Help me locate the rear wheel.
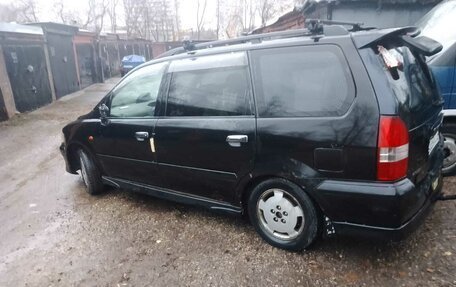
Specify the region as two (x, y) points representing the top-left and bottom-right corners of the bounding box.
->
(248, 178), (319, 251)
(442, 122), (456, 176)
(78, 149), (104, 195)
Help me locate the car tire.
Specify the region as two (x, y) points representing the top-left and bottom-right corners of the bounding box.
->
(248, 178), (319, 251)
(442, 122), (456, 176)
(78, 149), (104, 195)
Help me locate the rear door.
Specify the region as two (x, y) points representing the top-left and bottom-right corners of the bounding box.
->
(360, 42), (444, 184)
(249, 43), (379, 182)
(154, 52), (256, 203)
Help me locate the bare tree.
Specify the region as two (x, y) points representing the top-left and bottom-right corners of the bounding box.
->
(53, 0), (109, 33)
(0, 4), (21, 22)
(0, 0), (39, 23)
(173, 0), (180, 40)
(216, 0), (221, 39)
(243, 0), (257, 32)
(107, 0), (120, 33)
(20, 0), (39, 22)
(54, 0), (79, 25)
(257, 0), (276, 27)
(220, 0), (255, 38)
(217, 0), (295, 37)
(122, 0), (177, 41)
(123, 0), (142, 36)
(196, 0), (207, 40)
(80, 0), (109, 34)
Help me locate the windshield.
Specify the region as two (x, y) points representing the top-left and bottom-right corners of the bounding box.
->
(416, 1), (456, 55)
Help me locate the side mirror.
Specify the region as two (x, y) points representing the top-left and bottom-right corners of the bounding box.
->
(99, 103), (110, 126)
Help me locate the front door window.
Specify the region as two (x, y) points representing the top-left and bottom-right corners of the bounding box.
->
(110, 62), (167, 118)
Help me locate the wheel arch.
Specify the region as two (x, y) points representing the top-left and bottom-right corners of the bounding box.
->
(441, 114), (456, 175)
(237, 170), (325, 218)
(66, 141), (103, 174)
(442, 110), (456, 125)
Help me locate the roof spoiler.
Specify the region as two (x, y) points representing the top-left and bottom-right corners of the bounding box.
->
(355, 26), (442, 56)
(400, 35), (442, 56)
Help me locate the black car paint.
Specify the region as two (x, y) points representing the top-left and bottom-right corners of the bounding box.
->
(61, 29), (444, 240)
(362, 49), (443, 182)
(154, 116), (256, 203)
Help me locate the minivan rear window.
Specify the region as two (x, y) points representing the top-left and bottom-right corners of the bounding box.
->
(379, 46), (438, 111)
(250, 45), (355, 117)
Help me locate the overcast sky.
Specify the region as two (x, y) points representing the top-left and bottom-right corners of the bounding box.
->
(0, 0), (220, 30)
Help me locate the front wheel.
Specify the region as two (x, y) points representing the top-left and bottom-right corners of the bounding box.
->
(248, 178), (319, 251)
(442, 122), (456, 176)
(78, 149), (104, 195)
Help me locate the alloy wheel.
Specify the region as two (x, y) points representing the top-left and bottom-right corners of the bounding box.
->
(443, 135), (456, 173)
(256, 188), (305, 241)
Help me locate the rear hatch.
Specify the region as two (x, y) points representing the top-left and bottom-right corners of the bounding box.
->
(354, 28), (444, 184)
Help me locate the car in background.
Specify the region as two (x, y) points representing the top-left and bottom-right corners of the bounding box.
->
(416, 0), (456, 175)
(120, 55), (146, 77)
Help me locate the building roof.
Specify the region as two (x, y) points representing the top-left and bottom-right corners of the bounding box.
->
(28, 22), (79, 35)
(0, 22), (43, 35)
(251, 0), (442, 34)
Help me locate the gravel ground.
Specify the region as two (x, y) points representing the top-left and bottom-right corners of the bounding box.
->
(0, 78), (455, 287)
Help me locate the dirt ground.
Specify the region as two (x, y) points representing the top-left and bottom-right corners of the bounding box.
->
(0, 78), (455, 287)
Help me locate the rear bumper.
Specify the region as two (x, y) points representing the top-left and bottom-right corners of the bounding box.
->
(331, 175), (442, 241)
(317, 172), (443, 241)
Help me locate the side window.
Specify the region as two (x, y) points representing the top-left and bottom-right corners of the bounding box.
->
(251, 45), (355, 117)
(166, 52), (252, 117)
(110, 62), (167, 118)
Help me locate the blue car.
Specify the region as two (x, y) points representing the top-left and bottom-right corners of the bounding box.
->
(120, 55), (146, 77)
(417, 0), (456, 175)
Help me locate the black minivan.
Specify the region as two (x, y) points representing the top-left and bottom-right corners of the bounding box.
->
(60, 23), (445, 251)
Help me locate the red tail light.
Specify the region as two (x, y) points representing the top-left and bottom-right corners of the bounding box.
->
(377, 116), (409, 181)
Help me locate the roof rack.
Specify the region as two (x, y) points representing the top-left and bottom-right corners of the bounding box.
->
(305, 19), (375, 32)
(158, 19), (373, 58)
(159, 28), (314, 58)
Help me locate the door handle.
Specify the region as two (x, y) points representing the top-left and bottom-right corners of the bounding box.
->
(135, 131), (149, 141)
(226, 135), (248, 147)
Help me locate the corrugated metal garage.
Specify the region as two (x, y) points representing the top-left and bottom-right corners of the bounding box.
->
(31, 23), (80, 99)
(0, 23), (53, 113)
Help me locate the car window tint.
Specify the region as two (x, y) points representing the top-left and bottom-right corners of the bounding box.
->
(384, 46), (437, 112)
(166, 57), (252, 117)
(110, 62), (167, 118)
(251, 45), (355, 117)
(168, 52), (248, 73)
